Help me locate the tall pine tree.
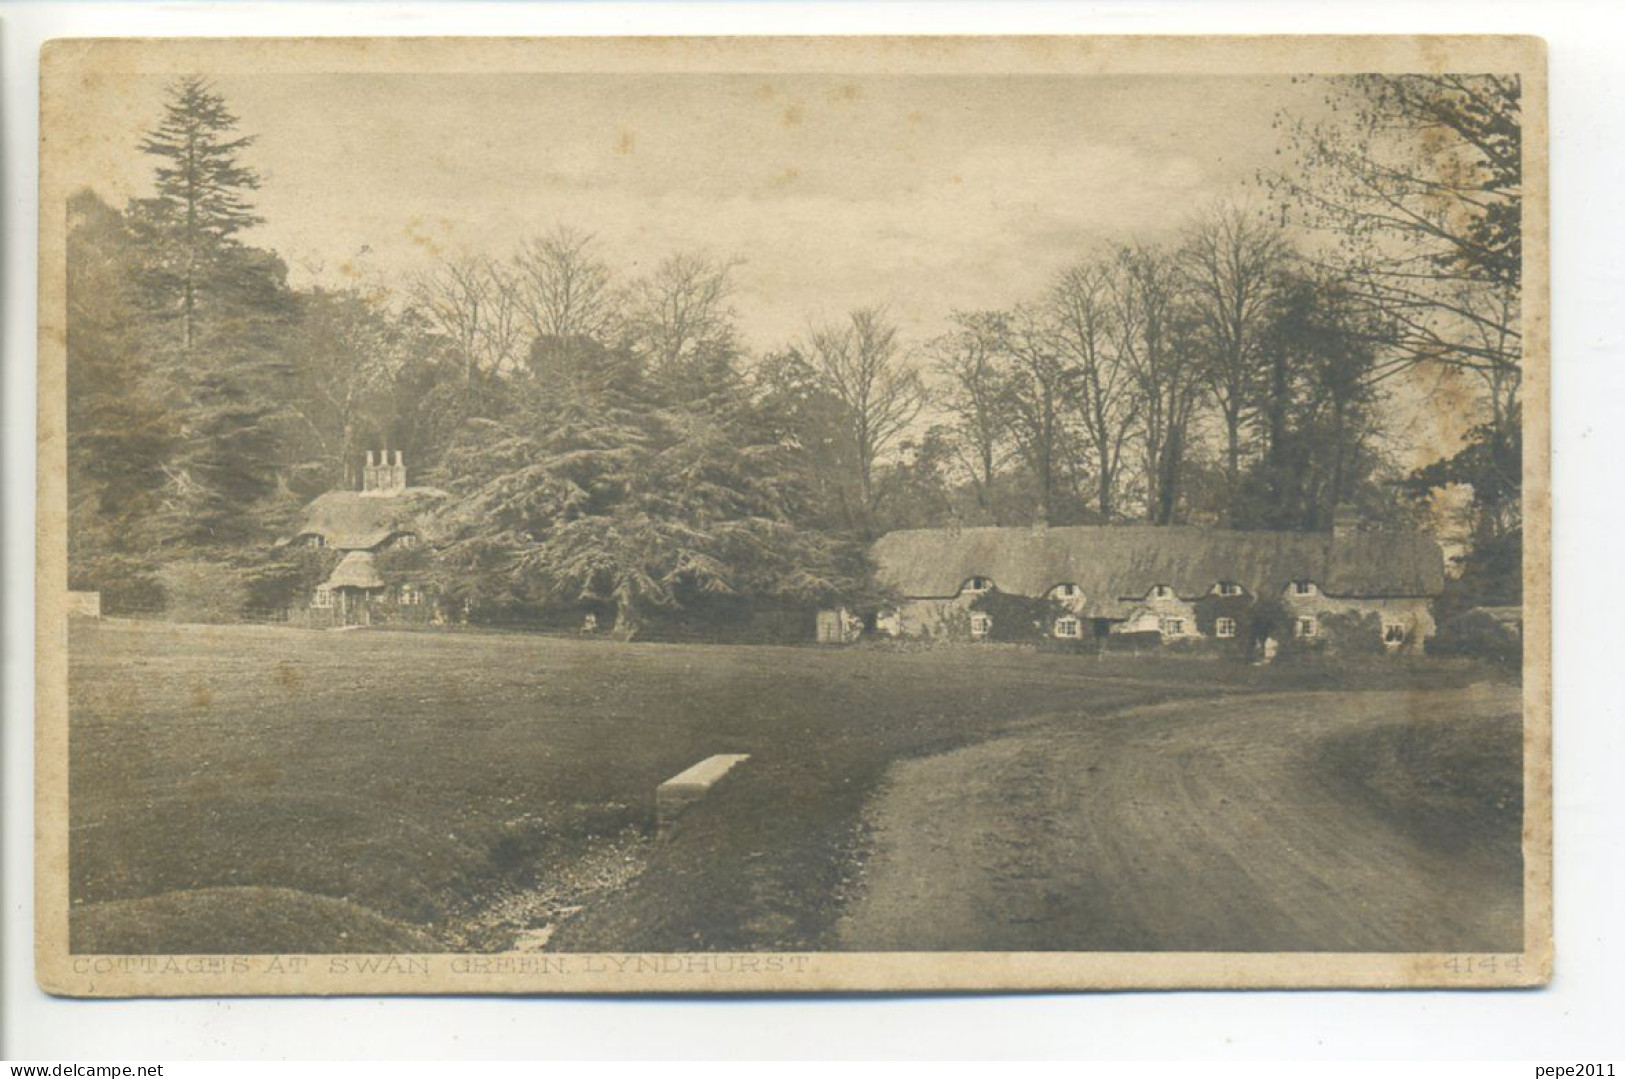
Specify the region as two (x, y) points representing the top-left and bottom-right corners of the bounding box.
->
(134, 75), (264, 351)
(128, 76), (296, 553)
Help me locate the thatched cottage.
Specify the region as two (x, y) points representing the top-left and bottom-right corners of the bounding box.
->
(286, 451), (442, 626)
(861, 515), (1444, 651)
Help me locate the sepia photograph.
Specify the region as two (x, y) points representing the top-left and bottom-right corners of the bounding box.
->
(34, 35), (1549, 995)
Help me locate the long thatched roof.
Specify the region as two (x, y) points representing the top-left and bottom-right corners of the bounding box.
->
(292, 488), (444, 551)
(871, 525), (1443, 617)
(326, 550), (386, 591)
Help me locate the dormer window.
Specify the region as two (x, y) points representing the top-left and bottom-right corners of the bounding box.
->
(1292, 580), (1314, 596)
(1150, 584), (1173, 600)
(1052, 583), (1079, 598)
(304, 534), (326, 549)
(1215, 582), (1243, 597)
(394, 533), (418, 550)
(962, 576), (993, 595)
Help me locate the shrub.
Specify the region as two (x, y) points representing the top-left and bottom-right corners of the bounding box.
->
(1193, 592), (1255, 658)
(155, 560), (252, 624)
(1318, 609), (1388, 657)
(1241, 596), (1294, 654)
(969, 588), (1064, 644)
(240, 546), (339, 612)
(936, 604), (973, 641)
(72, 553), (166, 615)
(1427, 609), (1521, 669)
(640, 597), (816, 644)
(1192, 593), (1252, 637)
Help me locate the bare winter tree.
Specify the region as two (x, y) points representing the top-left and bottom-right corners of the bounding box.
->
(998, 303), (1079, 525)
(1178, 201), (1288, 520)
(806, 306), (926, 528)
(287, 289), (407, 489)
(1049, 259), (1138, 522)
(408, 254), (527, 384)
(622, 252), (741, 388)
(511, 225), (616, 345)
(1112, 244), (1203, 525)
(929, 310), (1012, 512)
(1271, 74), (1522, 413)
(1272, 74), (1524, 590)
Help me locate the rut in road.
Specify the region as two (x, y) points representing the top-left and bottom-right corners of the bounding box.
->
(836, 685), (1523, 953)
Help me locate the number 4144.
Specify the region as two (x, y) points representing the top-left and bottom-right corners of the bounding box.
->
(1443, 955), (1521, 974)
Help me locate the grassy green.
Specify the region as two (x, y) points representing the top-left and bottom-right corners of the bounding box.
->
(1313, 703), (1524, 860)
(69, 619), (1498, 953)
(72, 887), (440, 954)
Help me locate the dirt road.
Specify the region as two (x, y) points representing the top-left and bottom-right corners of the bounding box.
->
(836, 685), (1523, 953)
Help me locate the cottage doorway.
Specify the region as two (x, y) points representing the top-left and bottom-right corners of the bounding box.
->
(337, 589), (372, 627)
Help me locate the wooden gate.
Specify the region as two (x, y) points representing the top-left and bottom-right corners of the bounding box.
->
(816, 608), (851, 644)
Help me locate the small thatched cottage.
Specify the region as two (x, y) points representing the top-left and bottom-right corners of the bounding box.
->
(286, 451), (443, 626)
(860, 515), (1444, 652)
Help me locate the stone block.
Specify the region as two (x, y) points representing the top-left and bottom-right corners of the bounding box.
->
(656, 753), (751, 832)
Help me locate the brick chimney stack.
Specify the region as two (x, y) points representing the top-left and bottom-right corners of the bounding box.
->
(362, 450), (406, 496)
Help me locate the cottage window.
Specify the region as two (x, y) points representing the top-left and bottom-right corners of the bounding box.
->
(1151, 584), (1173, 599)
(399, 584), (422, 606)
(1215, 617), (1238, 638)
(304, 534), (326, 549)
(969, 613), (993, 638)
(1296, 616), (1318, 638)
(1292, 580), (1314, 596)
(1053, 583), (1079, 598)
(311, 585), (334, 609)
(1216, 582), (1242, 597)
(1054, 616), (1081, 639)
(1384, 622), (1406, 644)
(963, 576), (993, 595)
(1159, 617), (1185, 636)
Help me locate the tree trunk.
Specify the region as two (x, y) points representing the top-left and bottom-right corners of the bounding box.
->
(1224, 414), (1242, 527)
(613, 591), (641, 642)
(1156, 427), (1184, 526)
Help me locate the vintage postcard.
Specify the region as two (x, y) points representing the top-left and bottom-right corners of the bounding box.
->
(36, 35), (1550, 995)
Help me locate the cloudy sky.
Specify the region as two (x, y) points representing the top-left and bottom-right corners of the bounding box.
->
(70, 71), (1329, 350)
